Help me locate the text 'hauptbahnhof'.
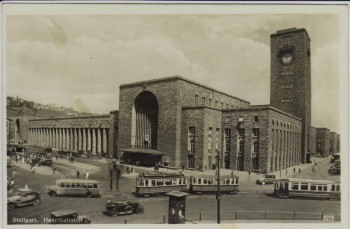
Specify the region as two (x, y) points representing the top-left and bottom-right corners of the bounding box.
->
(7, 28), (340, 173)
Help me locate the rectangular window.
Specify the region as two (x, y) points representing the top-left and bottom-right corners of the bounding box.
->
(253, 116), (259, 122)
(252, 129), (260, 154)
(300, 183), (308, 190)
(195, 95), (198, 105)
(188, 127), (196, 154)
(291, 183), (299, 190)
(209, 99), (212, 107)
(224, 128), (231, 153)
(310, 185), (317, 191)
(202, 97), (205, 105)
(238, 129), (245, 154)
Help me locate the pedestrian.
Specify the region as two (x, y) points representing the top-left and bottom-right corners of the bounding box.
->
(12, 169), (17, 178)
(32, 166), (35, 174)
(85, 171), (89, 179)
(22, 157), (25, 164)
(53, 166), (56, 174)
(293, 167), (295, 174)
(154, 163), (157, 172)
(298, 168), (301, 173)
(9, 179), (15, 192)
(77, 170), (80, 179)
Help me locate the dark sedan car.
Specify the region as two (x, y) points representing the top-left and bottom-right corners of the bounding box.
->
(7, 191), (41, 210)
(105, 199), (144, 217)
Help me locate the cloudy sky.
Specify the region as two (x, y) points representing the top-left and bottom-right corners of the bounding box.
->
(5, 11), (342, 132)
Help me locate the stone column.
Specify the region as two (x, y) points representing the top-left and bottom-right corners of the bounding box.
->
(92, 129), (96, 154)
(65, 128), (69, 149)
(87, 129), (91, 152)
(73, 128), (77, 151)
(77, 129), (82, 151)
(102, 128), (107, 154)
(97, 129), (102, 154)
(82, 128), (87, 152)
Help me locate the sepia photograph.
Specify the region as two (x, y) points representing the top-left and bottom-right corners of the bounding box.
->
(1, 2), (349, 229)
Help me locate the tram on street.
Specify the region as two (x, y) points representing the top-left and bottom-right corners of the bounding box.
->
(135, 172), (188, 196)
(189, 175), (239, 194)
(273, 178), (340, 200)
(47, 179), (100, 198)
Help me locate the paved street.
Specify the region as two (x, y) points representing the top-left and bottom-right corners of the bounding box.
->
(7, 147), (341, 224)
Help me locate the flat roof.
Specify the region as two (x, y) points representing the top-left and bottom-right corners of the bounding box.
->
(271, 27), (310, 41)
(120, 75), (250, 104)
(56, 179), (99, 184)
(223, 104), (302, 121)
(29, 114), (110, 122)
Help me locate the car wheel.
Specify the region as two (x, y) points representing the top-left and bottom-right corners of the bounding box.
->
(8, 203), (16, 210)
(125, 205), (133, 214)
(111, 209), (119, 217)
(86, 192), (92, 198)
(32, 198), (41, 206)
(49, 191), (57, 197)
(136, 206), (144, 214)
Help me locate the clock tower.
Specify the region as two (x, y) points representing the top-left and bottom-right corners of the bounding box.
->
(270, 28), (311, 164)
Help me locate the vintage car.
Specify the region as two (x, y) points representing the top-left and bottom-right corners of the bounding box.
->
(39, 158), (53, 166)
(50, 210), (91, 224)
(105, 199), (144, 217)
(328, 167), (341, 176)
(7, 191), (41, 210)
(256, 174), (276, 185)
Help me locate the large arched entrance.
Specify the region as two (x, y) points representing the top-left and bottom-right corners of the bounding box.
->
(121, 91), (161, 166)
(131, 91), (159, 149)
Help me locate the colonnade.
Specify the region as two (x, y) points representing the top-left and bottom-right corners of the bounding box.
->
(28, 128), (109, 154)
(270, 128), (301, 172)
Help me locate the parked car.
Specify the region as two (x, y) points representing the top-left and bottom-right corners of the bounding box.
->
(7, 191), (41, 210)
(39, 158), (53, 166)
(328, 167), (341, 176)
(256, 174), (276, 185)
(105, 199), (144, 217)
(50, 210), (91, 224)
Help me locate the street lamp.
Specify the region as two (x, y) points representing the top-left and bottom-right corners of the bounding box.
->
(215, 151), (221, 224)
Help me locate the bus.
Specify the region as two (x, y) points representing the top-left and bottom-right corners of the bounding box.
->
(274, 178), (340, 200)
(135, 172), (187, 197)
(47, 179), (100, 198)
(189, 175), (239, 194)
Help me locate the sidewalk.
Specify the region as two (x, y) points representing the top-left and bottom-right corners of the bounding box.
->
(53, 158), (101, 174)
(129, 156), (330, 183)
(12, 162), (61, 176)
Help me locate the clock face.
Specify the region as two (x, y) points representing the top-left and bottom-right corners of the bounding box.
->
(281, 53), (293, 64)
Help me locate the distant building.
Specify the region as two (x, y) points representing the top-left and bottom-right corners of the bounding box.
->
(316, 128), (330, 157)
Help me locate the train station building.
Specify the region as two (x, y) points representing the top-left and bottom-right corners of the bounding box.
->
(7, 28), (340, 172)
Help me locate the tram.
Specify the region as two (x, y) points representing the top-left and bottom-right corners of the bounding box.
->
(274, 178), (340, 200)
(135, 172), (188, 196)
(135, 172), (240, 196)
(189, 175), (239, 194)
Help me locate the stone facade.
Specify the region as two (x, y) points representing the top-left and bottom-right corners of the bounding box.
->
(337, 134), (340, 153)
(117, 76), (249, 168)
(28, 115), (111, 155)
(329, 132), (337, 155)
(309, 126), (317, 155)
(316, 128), (330, 157)
(270, 28), (311, 164)
(222, 105), (302, 173)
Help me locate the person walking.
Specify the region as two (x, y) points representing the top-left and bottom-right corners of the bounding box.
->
(9, 179), (15, 193)
(298, 168), (301, 173)
(12, 169), (18, 178)
(52, 166), (56, 174)
(85, 171), (89, 179)
(77, 171), (80, 179)
(293, 167), (296, 174)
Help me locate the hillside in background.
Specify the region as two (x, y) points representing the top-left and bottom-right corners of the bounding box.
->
(7, 96), (97, 118)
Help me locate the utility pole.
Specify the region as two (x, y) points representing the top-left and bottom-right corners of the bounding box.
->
(216, 151), (221, 224)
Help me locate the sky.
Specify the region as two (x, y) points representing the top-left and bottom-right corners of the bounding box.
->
(5, 12), (341, 132)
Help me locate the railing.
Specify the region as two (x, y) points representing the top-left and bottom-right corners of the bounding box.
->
(121, 211), (341, 224)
